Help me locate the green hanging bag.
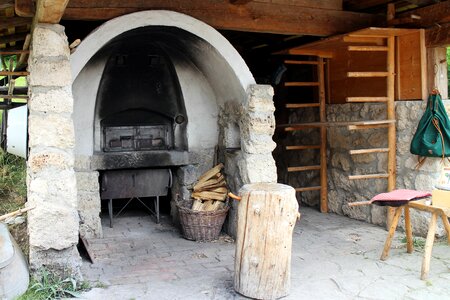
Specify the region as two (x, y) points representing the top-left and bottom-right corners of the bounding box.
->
(410, 93), (450, 158)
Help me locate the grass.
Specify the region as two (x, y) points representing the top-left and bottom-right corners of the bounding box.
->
(400, 235), (426, 250)
(0, 149), (28, 256)
(17, 268), (91, 300)
(0, 149), (27, 204)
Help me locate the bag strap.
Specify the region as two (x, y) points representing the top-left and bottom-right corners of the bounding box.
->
(432, 117), (446, 159)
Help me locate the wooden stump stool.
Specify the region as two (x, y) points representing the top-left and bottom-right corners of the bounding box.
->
(234, 183), (299, 300)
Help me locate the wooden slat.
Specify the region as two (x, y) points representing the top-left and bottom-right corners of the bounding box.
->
(279, 49), (334, 58)
(0, 95), (28, 99)
(0, 50), (30, 55)
(286, 145), (320, 150)
(349, 148), (389, 155)
(348, 45), (388, 51)
(284, 81), (319, 87)
(347, 71), (389, 77)
(348, 124), (389, 130)
(62, 0), (382, 36)
(284, 60), (319, 65)
(295, 186), (321, 192)
(285, 103), (320, 108)
(0, 71), (29, 76)
(346, 97), (388, 103)
(348, 173), (389, 180)
(287, 165), (321, 172)
(0, 16), (32, 30)
(343, 36), (385, 44)
(282, 119), (396, 131)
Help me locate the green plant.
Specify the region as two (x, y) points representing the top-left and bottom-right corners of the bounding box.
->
(400, 236), (426, 250)
(17, 268), (90, 300)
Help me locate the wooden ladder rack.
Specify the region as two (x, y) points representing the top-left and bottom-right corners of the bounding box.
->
(282, 56), (328, 213)
(345, 35), (397, 223)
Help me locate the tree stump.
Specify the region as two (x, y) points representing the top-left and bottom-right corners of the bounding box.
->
(234, 183), (299, 300)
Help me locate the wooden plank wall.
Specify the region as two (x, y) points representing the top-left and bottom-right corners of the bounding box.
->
(396, 30), (427, 101)
(329, 44), (387, 104)
(328, 32), (427, 104)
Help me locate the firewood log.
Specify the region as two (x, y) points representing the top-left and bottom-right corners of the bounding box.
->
(192, 199), (204, 211)
(192, 191), (227, 201)
(193, 175), (224, 191)
(197, 163), (224, 184)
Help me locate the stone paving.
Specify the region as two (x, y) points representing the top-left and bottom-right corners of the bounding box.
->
(80, 207), (450, 300)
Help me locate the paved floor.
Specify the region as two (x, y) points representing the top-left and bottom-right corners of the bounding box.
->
(80, 207), (450, 300)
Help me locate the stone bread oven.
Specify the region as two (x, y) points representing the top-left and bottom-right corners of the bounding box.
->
(27, 11), (278, 275)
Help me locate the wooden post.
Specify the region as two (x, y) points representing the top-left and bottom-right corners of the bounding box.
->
(318, 57), (328, 213)
(234, 183), (299, 299)
(386, 35), (397, 229)
(427, 47), (448, 99)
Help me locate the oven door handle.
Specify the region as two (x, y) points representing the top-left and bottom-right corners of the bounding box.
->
(168, 169), (172, 188)
(102, 175), (107, 192)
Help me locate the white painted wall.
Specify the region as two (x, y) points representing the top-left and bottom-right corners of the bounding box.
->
(71, 10), (255, 159)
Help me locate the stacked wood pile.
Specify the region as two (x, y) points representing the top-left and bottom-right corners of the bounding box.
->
(191, 163), (227, 211)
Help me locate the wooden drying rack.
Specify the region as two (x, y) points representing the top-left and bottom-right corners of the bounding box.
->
(276, 27), (425, 223)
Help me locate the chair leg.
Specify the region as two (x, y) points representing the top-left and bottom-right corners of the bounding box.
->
(421, 212), (438, 280)
(404, 206), (413, 253)
(381, 206), (403, 261)
(440, 212), (450, 245)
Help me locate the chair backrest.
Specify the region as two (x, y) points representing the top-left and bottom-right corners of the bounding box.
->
(432, 189), (450, 208)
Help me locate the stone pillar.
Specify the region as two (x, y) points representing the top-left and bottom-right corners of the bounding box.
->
(77, 171), (102, 239)
(27, 24), (81, 277)
(238, 84), (277, 184)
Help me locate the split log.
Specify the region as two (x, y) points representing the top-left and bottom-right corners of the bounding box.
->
(202, 200), (225, 212)
(191, 191), (227, 201)
(193, 175), (225, 191)
(234, 183), (299, 299)
(196, 163), (224, 184)
(192, 200), (204, 211)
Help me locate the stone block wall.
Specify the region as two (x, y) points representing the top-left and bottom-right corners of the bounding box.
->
(279, 100), (448, 237)
(76, 171), (102, 239)
(27, 24), (81, 277)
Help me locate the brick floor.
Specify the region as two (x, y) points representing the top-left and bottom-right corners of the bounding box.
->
(80, 207), (450, 300)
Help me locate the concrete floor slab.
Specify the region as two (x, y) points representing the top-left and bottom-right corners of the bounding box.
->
(79, 207), (450, 300)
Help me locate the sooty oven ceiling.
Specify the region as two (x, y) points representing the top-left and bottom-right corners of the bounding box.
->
(95, 27), (189, 154)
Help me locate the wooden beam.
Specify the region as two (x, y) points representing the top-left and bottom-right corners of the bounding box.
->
(35, 0), (69, 23)
(426, 22), (450, 47)
(344, 0), (392, 11)
(230, 0), (252, 4)
(15, 0), (35, 17)
(0, 16), (32, 30)
(395, 1), (450, 28)
(60, 0), (382, 36)
(0, 0), (13, 10)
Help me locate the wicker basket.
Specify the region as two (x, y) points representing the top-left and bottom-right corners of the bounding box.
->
(177, 201), (229, 242)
